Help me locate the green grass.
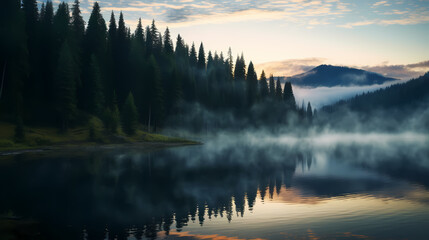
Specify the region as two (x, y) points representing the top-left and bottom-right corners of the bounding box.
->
(0, 120), (197, 152)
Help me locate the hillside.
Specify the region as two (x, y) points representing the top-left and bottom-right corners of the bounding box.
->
(287, 65), (396, 87)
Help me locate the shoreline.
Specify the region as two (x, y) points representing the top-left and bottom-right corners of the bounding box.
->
(0, 140), (201, 157)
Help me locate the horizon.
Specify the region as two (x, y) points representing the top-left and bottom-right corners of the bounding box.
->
(37, 0), (429, 79)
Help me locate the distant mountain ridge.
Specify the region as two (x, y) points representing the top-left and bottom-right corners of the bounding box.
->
(286, 65), (396, 87)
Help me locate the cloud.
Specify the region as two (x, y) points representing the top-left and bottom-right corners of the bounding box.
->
(339, 5), (429, 28)
(361, 60), (429, 80)
(254, 58), (326, 77)
(372, 1), (390, 8)
(255, 58), (429, 81)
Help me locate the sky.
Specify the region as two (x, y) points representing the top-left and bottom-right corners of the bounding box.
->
(41, 0), (429, 79)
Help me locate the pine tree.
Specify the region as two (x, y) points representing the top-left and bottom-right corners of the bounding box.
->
(71, 0), (85, 45)
(246, 61), (258, 106)
(307, 102), (313, 122)
(269, 74), (275, 98)
(121, 92), (138, 135)
(0, 0), (28, 118)
(87, 55), (104, 115)
(53, 2), (70, 47)
(275, 78), (282, 101)
(135, 18), (144, 42)
(54, 41), (77, 130)
(197, 43), (206, 70)
(146, 56), (164, 131)
(283, 82), (296, 109)
(84, 2), (106, 58)
(39, 1), (54, 105)
(189, 43), (197, 68)
(108, 11), (117, 45)
(259, 70), (269, 99)
(103, 92), (120, 133)
(163, 27), (174, 56)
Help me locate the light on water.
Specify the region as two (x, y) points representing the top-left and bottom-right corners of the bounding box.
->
(1, 131), (429, 239)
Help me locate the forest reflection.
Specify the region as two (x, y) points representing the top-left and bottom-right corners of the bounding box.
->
(1, 142), (428, 240)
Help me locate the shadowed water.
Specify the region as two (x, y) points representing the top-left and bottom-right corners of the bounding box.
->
(1, 132), (429, 240)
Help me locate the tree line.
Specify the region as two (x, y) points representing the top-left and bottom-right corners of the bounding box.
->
(0, 0), (309, 134)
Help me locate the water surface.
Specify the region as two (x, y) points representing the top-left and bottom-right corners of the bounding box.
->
(1, 132), (428, 240)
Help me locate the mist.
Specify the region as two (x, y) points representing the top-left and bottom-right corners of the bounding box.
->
(292, 79), (406, 109)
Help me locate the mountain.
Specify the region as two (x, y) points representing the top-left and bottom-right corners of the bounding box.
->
(286, 65), (396, 87)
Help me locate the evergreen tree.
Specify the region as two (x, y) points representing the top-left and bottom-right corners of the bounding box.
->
(259, 70), (269, 99)
(275, 78), (282, 101)
(0, 0), (28, 118)
(197, 43), (206, 70)
(269, 74), (275, 98)
(84, 2), (106, 58)
(283, 82), (296, 109)
(189, 43), (197, 68)
(70, 0), (85, 92)
(234, 54), (246, 108)
(108, 11), (117, 45)
(39, 1), (54, 106)
(71, 0), (85, 45)
(53, 2), (70, 47)
(307, 102), (313, 122)
(103, 92), (120, 133)
(134, 18), (144, 45)
(145, 55), (164, 131)
(87, 55), (104, 115)
(163, 27), (174, 56)
(121, 92), (138, 135)
(246, 61), (258, 106)
(114, 11), (130, 104)
(54, 41), (77, 130)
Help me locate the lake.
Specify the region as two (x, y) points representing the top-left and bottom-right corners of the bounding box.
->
(1, 132), (429, 240)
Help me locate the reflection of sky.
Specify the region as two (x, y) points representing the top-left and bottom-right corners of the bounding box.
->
(172, 186), (429, 240)
(38, 0), (429, 78)
(172, 150), (429, 239)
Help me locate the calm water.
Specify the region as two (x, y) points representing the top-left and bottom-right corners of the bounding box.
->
(1, 133), (429, 240)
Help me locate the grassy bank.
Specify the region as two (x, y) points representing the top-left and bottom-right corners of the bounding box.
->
(0, 120), (198, 153)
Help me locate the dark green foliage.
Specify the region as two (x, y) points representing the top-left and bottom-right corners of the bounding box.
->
(145, 56), (164, 130)
(84, 2), (106, 58)
(163, 27), (173, 56)
(234, 54), (246, 108)
(259, 71), (269, 100)
(87, 55), (104, 115)
(14, 116), (25, 142)
(0, 2), (307, 133)
(246, 62), (258, 106)
(189, 43), (198, 68)
(135, 18), (145, 45)
(283, 82), (296, 109)
(121, 92), (139, 135)
(71, 0), (85, 44)
(275, 78), (282, 101)
(88, 121), (96, 141)
(103, 96), (120, 134)
(269, 74), (275, 98)
(197, 43), (206, 70)
(54, 41), (77, 130)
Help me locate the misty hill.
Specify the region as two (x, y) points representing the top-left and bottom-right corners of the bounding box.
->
(324, 72), (429, 112)
(286, 65), (396, 87)
(320, 72), (429, 130)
